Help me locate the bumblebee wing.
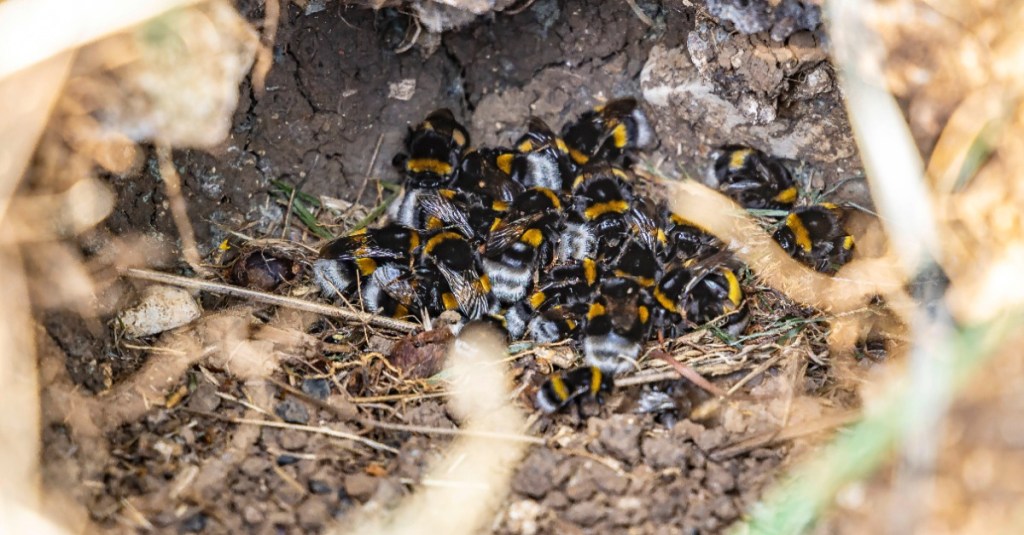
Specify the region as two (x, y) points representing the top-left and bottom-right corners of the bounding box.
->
(372, 267), (420, 306)
(319, 235), (369, 261)
(437, 263), (490, 319)
(484, 212), (545, 255)
(419, 194), (474, 237)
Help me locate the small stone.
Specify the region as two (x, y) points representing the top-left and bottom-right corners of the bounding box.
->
(275, 398), (310, 424)
(308, 479), (332, 495)
(545, 491), (569, 509)
(596, 415), (643, 464)
(504, 499), (543, 535)
(242, 505), (264, 525)
(590, 464), (628, 494)
(296, 498), (330, 531)
(344, 474), (379, 501)
(301, 378), (332, 400)
(512, 449), (559, 499)
(276, 429), (309, 451)
(179, 512), (206, 533)
(563, 500), (605, 527)
(272, 478), (305, 506)
(240, 456), (270, 477)
(642, 435), (689, 470)
(705, 462), (736, 493)
(186, 383), (220, 413)
(564, 470), (597, 502)
(276, 454), (299, 466)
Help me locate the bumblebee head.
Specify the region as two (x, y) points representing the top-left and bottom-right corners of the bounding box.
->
(773, 226), (798, 255)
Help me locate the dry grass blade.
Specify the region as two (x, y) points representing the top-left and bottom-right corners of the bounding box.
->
(123, 267), (420, 332)
(156, 145), (207, 275)
(711, 410), (861, 462)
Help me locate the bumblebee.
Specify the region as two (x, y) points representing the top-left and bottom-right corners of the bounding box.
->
(651, 262), (747, 338)
(527, 304), (582, 343)
(361, 263), (421, 319)
(610, 237), (662, 288)
(559, 164), (634, 261)
(510, 117), (576, 192)
(482, 188), (564, 305)
(561, 98), (655, 166)
(582, 277), (650, 375)
(535, 365), (615, 414)
(528, 258), (600, 311)
(712, 145), (797, 210)
(313, 224), (420, 298)
(228, 248), (300, 291)
(773, 203), (855, 273)
(393, 108), (470, 189)
(417, 231), (490, 319)
(662, 211), (721, 260)
(448, 147), (524, 203)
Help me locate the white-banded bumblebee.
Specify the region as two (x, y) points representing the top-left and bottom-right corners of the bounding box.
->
(582, 277), (650, 375)
(773, 203), (854, 273)
(449, 147), (524, 202)
(510, 117), (576, 192)
(535, 365), (614, 414)
(561, 98), (654, 165)
(713, 145), (797, 210)
(663, 211), (721, 260)
(482, 187), (563, 305)
(361, 263), (421, 319)
(651, 261), (747, 338)
(560, 163), (634, 261)
(417, 231), (490, 319)
(527, 304), (582, 343)
(529, 257), (600, 311)
(393, 108), (470, 189)
(313, 224), (421, 298)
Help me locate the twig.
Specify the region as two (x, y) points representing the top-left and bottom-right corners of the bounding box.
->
(350, 392), (448, 404)
(122, 267), (420, 333)
(710, 410), (861, 461)
(202, 413), (400, 454)
(155, 145), (208, 276)
(649, 349), (727, 397)
(360, 418), (546, 445)
(624, 0), (654, 27)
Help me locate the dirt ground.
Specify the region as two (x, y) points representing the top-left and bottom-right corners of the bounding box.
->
(36, 1), (875, 533)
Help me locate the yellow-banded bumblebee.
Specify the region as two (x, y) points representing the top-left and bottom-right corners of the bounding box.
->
(482, 187), (564, 305)
(582, 277), (650, 375)
(527, 304), (582, 343)
(663, 211), (721, 260)
(361, 263), (421, 319)
(417, 231), (490, 319)
(713, 145), (798, 210)
(529, 257), (600, 311)
(535, 365), (614, 414)
(773, 203), (854, 273)
(393, 108), (470, 188)
(560, 163), (634, 261)
(651, 262), (747, 337)
(449, 147), (524, 202)
(561, 98), (655, 165)
(610, 237), (662, 288)
(313, 224), (421, 298)
(510, 117), (576, 192)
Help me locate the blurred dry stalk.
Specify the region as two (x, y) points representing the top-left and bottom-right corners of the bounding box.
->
(342, 327), (529, 535)
(730, 0), (1024, 533)
(0, 0), (256, 532)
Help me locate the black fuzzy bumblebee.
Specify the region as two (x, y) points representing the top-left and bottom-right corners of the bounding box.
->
(313, 224), (421, 298)
(482, 187), (564, 305)
(651, 262), (747, 338)
(535, 365), (614, 414)
(511, 117), (576, 192)
(773, 203), (855, 273)
(394, 108), (470, 189)
(582, 277), (650, 375)
(417, 231), (490, 319)
(528, 257), (600, 311)
(527, 304), (582, 343)
(663, 211), (721, 260)
(562, 98), (654, 166)
(361, 263), (421, 319)
(713, 145), (797, 210)
(449, 147), (524, 203)
(560, 164), (634, 261)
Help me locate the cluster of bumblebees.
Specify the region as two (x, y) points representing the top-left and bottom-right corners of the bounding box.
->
(309, 98), (854, 416)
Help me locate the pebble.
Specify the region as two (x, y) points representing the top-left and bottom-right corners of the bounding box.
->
(308, 479), (332, 494)
(596, 415), (642, 464)
(511, 449), (559, 498)
(242, 505), (264, 525)
(301, 378), (332, 400)
(275, 398), (310, 424)
(296, 498), (331, 531)
(642, 435), (689, 470)
(564, 470), (597, 502)
(344, 474), (379, 501)
(563, 500), (605, 527)
(186, 383), (221, 413)
(240, 456), (270, 477)
(179, 512), (206, 533)
(276, 429), (309, 451)
(276, 454), (299, 466)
